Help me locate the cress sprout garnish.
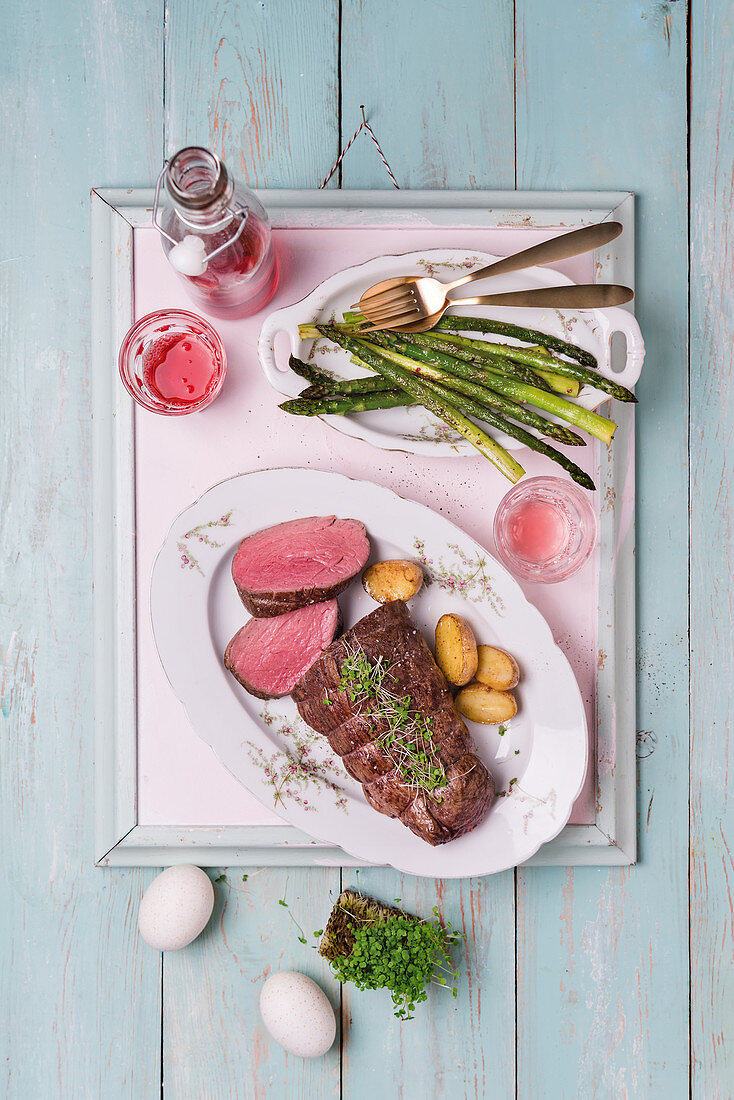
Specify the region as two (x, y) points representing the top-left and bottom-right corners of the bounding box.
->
(319, 889), (463, 1020)
(337, 645), (446, 793)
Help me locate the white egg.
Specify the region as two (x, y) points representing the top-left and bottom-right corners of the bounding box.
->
(138, 865), (214, 951)
(259, 971), (336, 1058)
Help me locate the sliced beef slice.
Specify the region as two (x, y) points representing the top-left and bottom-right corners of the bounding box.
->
(342, 739), (393, 784)
(231, 515), (370, 617)
(224, 600), (340, 700)
(428, 754), (496, 834)
(324, 713), (378, 757)
(363, 770), (415, 817)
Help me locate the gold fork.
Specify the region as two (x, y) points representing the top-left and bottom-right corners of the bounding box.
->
(356, 221), (628, 332)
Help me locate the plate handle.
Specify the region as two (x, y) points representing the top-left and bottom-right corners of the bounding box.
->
(258, 310), (297, 379)
(598, 307), (646, 389)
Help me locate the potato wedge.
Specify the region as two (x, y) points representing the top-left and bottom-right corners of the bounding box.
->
(455, 683), (518, 725)
(362, 560), (424, 604)
(435, 613), (478, 686)
(475, 645), (520, 691)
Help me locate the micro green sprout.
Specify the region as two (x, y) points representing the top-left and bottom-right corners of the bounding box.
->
(328, 904), (463, 1020)
(337, 644), (447, 793)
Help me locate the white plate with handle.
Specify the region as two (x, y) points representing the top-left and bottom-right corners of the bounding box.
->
(151, 467), (589, 877)
(258, 248), (645, 454)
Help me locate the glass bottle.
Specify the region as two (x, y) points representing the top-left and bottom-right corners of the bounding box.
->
(156, 146), (278, 319)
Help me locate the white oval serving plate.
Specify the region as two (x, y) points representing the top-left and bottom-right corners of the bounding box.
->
(150, 468), (588, 877)
(258, 248), (645, 454)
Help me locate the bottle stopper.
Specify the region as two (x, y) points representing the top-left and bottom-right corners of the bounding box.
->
(168, 235), (208, 276)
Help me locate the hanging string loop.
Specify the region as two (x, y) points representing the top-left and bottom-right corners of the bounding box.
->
(319, 106), (400, 190)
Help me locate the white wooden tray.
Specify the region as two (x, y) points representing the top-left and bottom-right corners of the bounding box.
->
(92, 188), (636, 869)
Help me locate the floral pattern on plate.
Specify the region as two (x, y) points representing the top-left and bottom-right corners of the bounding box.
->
(414, 538), (506, 615)
(248, 708), (348, 813)
(178, 511), (234, 575)
(415, 255), (483, 277)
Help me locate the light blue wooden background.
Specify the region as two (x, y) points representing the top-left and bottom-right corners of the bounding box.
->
(1, 0), (731, 1096)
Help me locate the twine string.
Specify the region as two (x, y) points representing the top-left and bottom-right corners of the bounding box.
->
(319, 106), (400, 190)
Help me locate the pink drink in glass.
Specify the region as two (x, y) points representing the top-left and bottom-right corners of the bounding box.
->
(118, 309), (226, 416)
(493, 476), (598, 583)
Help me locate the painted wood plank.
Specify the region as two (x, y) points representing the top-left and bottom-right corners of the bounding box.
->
(514, 2), (690, 1096)
(0, 2), (164, 1098)
(340, 869), (515, 1100)
(339, 3), (517, 1097)
(689, 1), (734, 1094)
(165, 0), (340, 188)
(163, 868), (341, 1099)
(161, 5), (342, 1097)
(340, 0), (515, 190)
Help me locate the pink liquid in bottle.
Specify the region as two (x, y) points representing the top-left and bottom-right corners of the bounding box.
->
(181, 213), (279, 319)
(160, 147), (279, 319)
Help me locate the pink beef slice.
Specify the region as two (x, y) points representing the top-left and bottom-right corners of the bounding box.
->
(231, 516), (370, 617)
(224, 600), (341, 700)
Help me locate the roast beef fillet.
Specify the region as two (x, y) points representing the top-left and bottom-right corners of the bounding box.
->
(291, 601), (495, 845)
(231, 516), (370, 617)
(224, 600), (341, 700)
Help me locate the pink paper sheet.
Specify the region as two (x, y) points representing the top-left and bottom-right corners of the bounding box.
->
(133, 224), (599, 828)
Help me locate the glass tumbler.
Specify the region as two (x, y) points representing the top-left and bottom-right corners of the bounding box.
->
(493, 475), (598, 583)
(118, 309), (227, 415)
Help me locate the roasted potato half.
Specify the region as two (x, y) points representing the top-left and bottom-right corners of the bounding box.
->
(475, 645), (520, 691)
(435, 613), (478, 686)
(455, 683), (518, 725)
(362, 559), (424, 604)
